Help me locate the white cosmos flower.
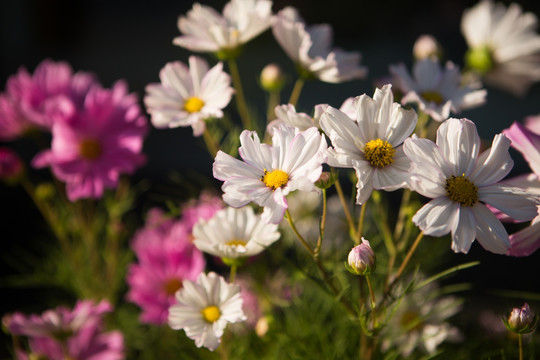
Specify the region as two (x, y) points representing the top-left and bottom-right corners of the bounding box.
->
(266, 98), (356, 136)
(192, 206), (280, 259)
(403, 118), (540, 254)
(320, 84), (418, 205)
(390, 59), (487, 122)
(173, 0), (272, 54)
(213, 125), (327, 224)
(461, 0), (540, 96)
(144, 56), (234, 136)
(168, 272), (246, 351)
(271, 7), (367, 83)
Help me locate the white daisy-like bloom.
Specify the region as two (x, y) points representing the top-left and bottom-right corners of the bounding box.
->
(461, 0), (540, 96)
(168, 272), (246, 351)
(144, 56), (234, 136)
(390, 59), (487, 122)
(380, 276), (463, 357)
(213, 125), (327, 224)
(320, 84), (418, 205)
(173, 0), (272, 55)
(266, 98), (357, 136)
(192, 206), (280, 259)
(403, 118), (540, 254)
(271, 7), (367, 83)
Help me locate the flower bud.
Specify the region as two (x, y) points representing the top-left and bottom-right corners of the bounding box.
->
(260, 63), (285, 92)
(413, 34), (442, 61)
(346, 238), (375, 276)
(0, 147), (24, 184)
(315, 170), (338, 189)
(503, 302), (538, 334)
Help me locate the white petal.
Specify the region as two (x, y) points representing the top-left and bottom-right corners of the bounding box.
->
(470, 134), (513, 186)
(450, 206), (476, 254)
(436, 118), (480, 176)
(412, 197), (458, 237)
(479, 183), (540, 221)
(472, 204), (510, 254)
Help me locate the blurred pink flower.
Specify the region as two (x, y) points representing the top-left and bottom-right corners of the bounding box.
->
(126, 208), (206, 325)
(0, 94), (32, 141)
(32, 81), (148, 201)
(3, 59), (97, 131)
(180, 192), (224, 232)
(3, 300), (124, 360)
(0, 147), (24, 181)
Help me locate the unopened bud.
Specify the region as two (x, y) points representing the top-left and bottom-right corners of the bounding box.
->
(503, 302), (538, 334)
(260, 63), (285, 92)
(315, 170), (338, 189)
(346, 238), (375, 276)
(413, 34), (442, 61)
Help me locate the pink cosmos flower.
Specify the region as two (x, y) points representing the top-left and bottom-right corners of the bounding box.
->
(4, 59), (97, 130)
(0, 94), (32, 141)
(501, 121), (540, 256)
(32, 81), (148, 201)
(3, 300), (124, 360)
(126, 208), (206, 325)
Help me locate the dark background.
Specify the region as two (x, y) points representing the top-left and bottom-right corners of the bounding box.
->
(1, 0), (540, 354)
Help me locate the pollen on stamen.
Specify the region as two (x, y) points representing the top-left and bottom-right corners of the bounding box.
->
(184, 96), (205, 113)
(261, 169), (289, 190)
(79, 139), (102, 160)
(201, 305), (221, 323)
(363, 139), (395, 168)
(445, 173), (479, 207)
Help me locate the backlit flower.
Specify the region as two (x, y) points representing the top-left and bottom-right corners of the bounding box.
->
(173, 0), (272, 57)
(213, 125), (327, 224)
(461, 0), (540, 96)
(4, 59), (96, 130)
(32, 81), (148, 201)
(320, 84), (417, 204)
(126, 208), (206, 325)
(272, 7), (367, 83)
(390, 59), (486, 122)
(144, 56), (234, 137)
(168, 272), (246, 351)
(180, 192), (224, 232)
(3, 300), (124, 360)
(193, 206), (280, 259)
(403, 118), (540, 254)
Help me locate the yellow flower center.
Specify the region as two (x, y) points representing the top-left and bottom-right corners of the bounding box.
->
(421, 91), (444, 105)
(262, 169), (289, 190)
(445, 174), (478, 207)
(163, 278), (183, 296)
(79, 138), (102, 160)
(184, 96), (205, 113)
(225, 239), (247, 247)
(363, 139), (395, 168)
(201, 305), (221, 323)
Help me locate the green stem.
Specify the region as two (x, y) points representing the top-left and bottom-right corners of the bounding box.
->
(228, 58), (252, 130)
(394, 231), (424, 281)
(203, 127), (220, 158)
(356, 203), (367, 245)
(372, 191), (396, 256)
(288, 78), (305, 106)
(229, 264), (237, 283)
(285, 209), (313, 255)
(393, 189), (411, 242)
(267, 90), (280, 122)
(315, 188), (328, 257)
(518, 333), (523, 360)
(334, 179), (357, 241)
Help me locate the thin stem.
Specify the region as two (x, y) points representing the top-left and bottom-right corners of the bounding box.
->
(334, 179), (357, 241)
(372, 191), (396, 256)
(315, 188), (328, 257)
(394, 231), (424, 281)
(518, 333), (523, 360)
(356, 203), (367, 245)
(393, 189), (411, 241)
(203, 127), (220, 158)
(288, 78), (305, 106)
(267, 90), (280, 122)
(227, 58), (252, 130)
(365, 275), (376, 310)
(285, 209), (314, 256)
(229, 264), (237, 283)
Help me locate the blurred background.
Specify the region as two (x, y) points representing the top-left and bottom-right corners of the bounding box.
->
(1, 0), (540, 355)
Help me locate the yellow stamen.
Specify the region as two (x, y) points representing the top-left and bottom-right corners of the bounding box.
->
(363, 139), (395, 168)
(420, 91), (444, 105)
(184, 96), (205, 113)
(163, 278), (183, 295)
(201, 305), (221, 323)
(79, 139), (102, 160)
(225, 239), (247, 247)
(445, 173), (478, 207)
(261, 169), (289, 190)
